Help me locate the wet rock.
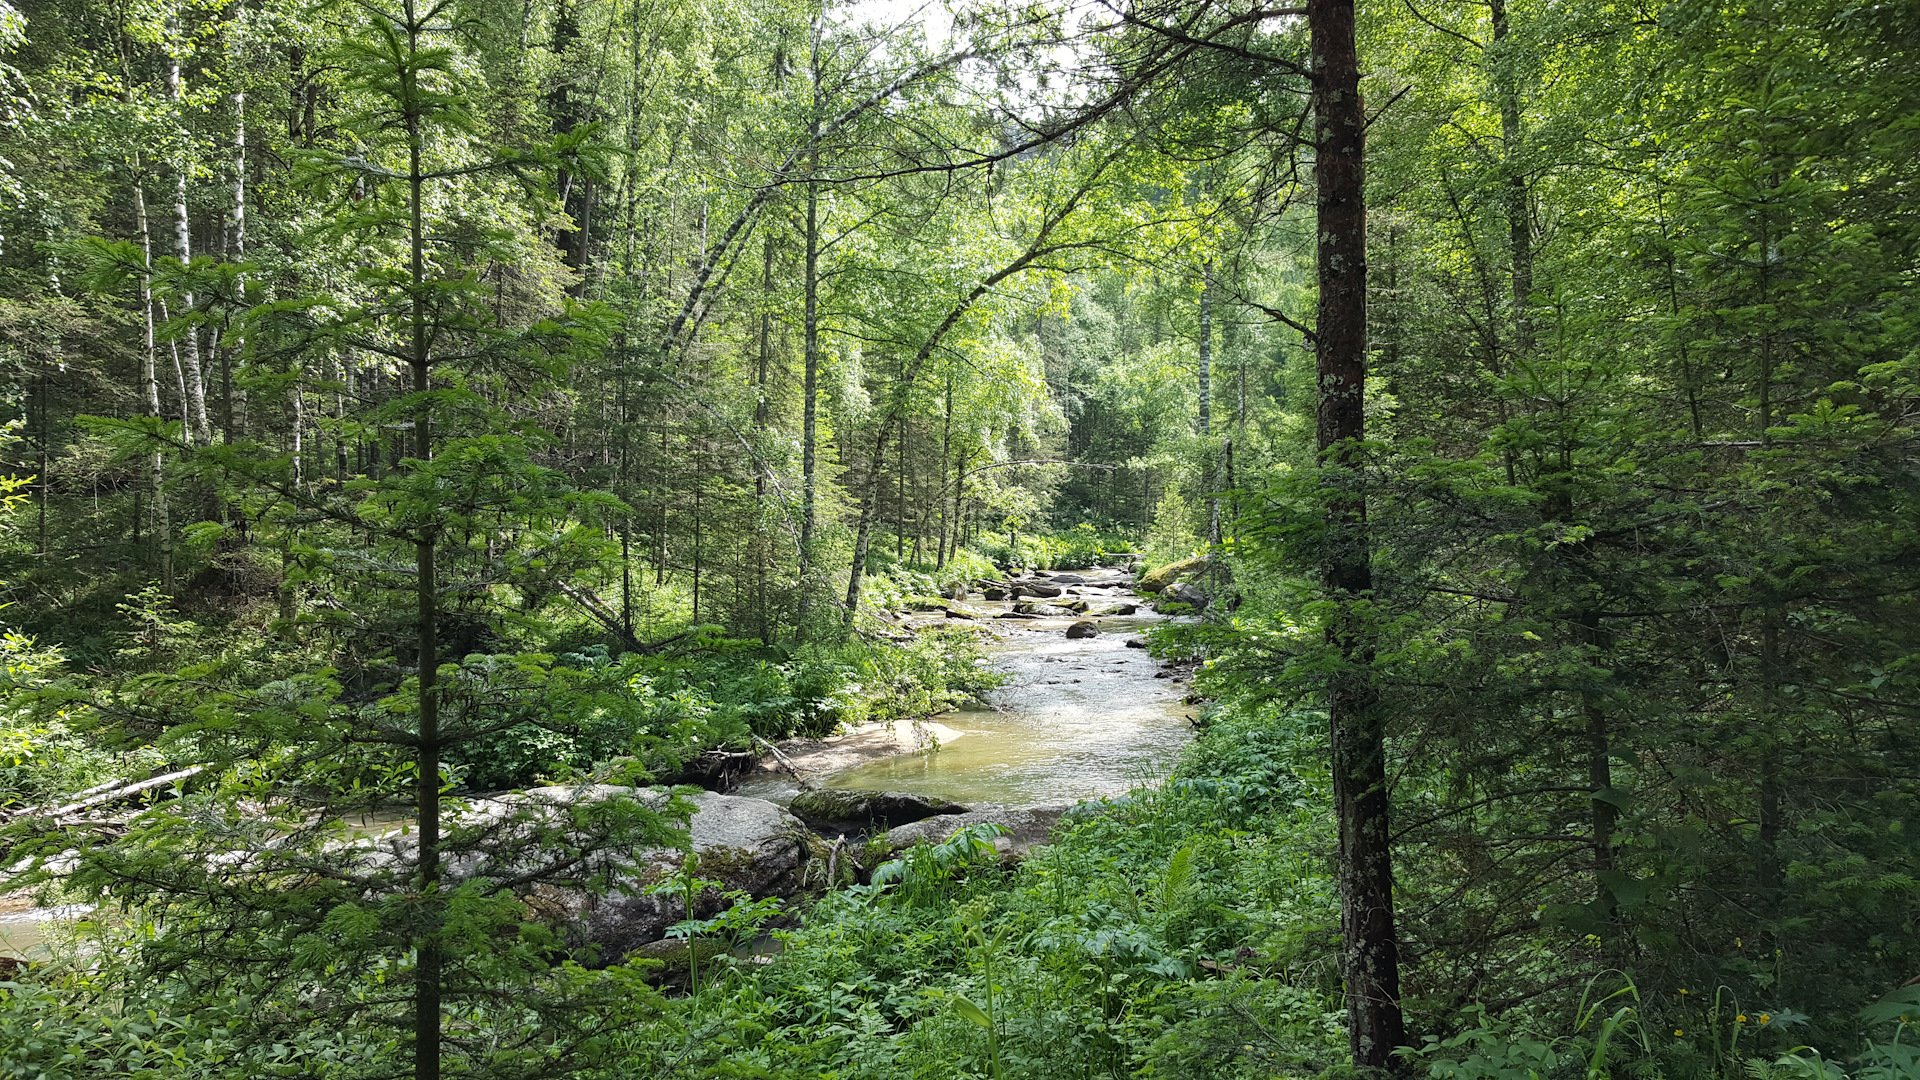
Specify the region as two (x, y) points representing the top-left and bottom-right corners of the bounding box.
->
(1061, 599), (1089, 613)
(943, 607), (977, 620)
(1065, 620), (1099, 639)
(1138, 554), (1210, 594)
(1124, 637), (1147, 649)
(1049, 574), (1087, 585)
(787, 789), (967, 830)
(907, 599), (951, 612)
(1013, 601), (1074, 617)
(885, 805), (1069, 859)
(1021, 584), (1063, 598)
(995, 610), (1038, 620)
(982, 588), (1008, 601)
(628, 936), (732, 976)
(1088, 603), (1138, 617)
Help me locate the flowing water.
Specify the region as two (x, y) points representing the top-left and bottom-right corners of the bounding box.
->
(822, 577), (1196, 806)
(0, 572), (1194, 958)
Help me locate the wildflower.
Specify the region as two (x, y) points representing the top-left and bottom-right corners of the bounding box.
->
(1758, 1014), (1771, 1026)
(1737, 1015), (1748, 1023)
(1675, 1030), (1685, 1037)
(1678, 988), (1689, 996)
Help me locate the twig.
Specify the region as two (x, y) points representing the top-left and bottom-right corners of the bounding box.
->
(750, 734), (816, 789)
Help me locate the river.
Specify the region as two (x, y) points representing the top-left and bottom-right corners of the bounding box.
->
(0, 568), (1193, 959)
(823, 590), (1194, 805)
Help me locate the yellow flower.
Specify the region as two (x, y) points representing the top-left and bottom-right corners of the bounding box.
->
(1678, 988), (1689, 996)
(1759, 1014), (1771, 1026)
(1737, 1015), (1748, 1023)
(1675, 1030), (1685, 1037)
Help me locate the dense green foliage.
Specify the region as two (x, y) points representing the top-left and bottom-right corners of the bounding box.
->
(0, 0), (1916, 1075)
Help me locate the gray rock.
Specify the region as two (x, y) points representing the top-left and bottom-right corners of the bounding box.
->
(1087, 603), (1138, 617)
(981, 588), (1008, 601)
(1013, 601), (1074, 617)
(1124, 637), (1148, 649)
(536, 790), (809, 963)
(944, 607), (977, 620)
(995, 610), (1038, 619)
(1021, 584), (1063, 598)
(885, 805), (1069, 858)
(788, 788), (967, 829)
(1049, 574), (1087, 585)
(1155, 582), (1209, 612)
(1065, 620), (1099, 639)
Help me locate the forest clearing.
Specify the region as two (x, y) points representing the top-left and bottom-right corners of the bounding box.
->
(0, 0), (1917, 1076)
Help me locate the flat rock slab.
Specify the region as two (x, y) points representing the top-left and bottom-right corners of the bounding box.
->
(884, 805), (1069, 858)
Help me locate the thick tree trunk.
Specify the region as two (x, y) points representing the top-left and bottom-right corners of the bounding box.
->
(1311, 0), (1408, 1070)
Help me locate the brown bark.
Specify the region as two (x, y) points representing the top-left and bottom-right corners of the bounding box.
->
(1311, 0), (1407, 1068)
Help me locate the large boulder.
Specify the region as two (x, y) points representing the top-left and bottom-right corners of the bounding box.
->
(536, 789), (810, 963)
(787, 788), (967, 831)
(1049, 574), (1088, 585)
(884, 805), (1069, 859)
(1138, 554), (1209, 594)
(1065, 620), (1099, 639)
(1020, 584), (1064, 598)
(1155, 582), (1210, 613)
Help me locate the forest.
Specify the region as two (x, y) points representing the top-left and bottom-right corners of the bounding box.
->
(0, 0), (1916, 1075)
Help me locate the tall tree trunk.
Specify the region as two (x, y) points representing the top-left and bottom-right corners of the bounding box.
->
(796, 144), (821, 630)
(133, 159), (174, 594)
(229, 85), (248, 439)
(936, 374), (953, 570)
(1311, 0), (1407, 1069)
(1199, 263), (1219, 544)
(1488, 0), (1532, 356)
(402, 10), (441, 1078)
(169, 49), (213, 448)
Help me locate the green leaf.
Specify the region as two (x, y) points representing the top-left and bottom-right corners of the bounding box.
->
(949, 994), (993, 1030)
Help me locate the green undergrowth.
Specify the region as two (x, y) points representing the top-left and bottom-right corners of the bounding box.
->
(0, 598), (1002, 802)
(971, 523), (1135, 572)
(603, 712), (1351, 1079)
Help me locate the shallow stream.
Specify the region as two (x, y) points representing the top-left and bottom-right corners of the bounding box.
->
(823, 603), (1195, 805)
(0, 570), (1195, 958)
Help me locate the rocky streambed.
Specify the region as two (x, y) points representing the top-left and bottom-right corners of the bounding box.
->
(1, 563), (1208, 966)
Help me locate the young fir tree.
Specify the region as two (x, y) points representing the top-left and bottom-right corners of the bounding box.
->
(33, 2), (691, 1076)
